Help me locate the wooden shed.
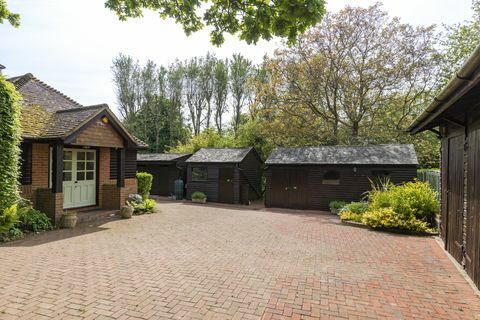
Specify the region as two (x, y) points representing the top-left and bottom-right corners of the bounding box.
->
(265, 145), (418, 211)
(185, 148), (263, 204)
(408, 44), (480, 289)
(137, 153), (191, 196)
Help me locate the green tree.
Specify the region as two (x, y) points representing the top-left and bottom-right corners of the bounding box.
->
(230, 54), (253, 135)
(105, 0), (326, 46)
(440, 0), (480, 84)
(0, 0), (20, 27)
(0, 75), (21, 211)
(213, 58), (229, 133)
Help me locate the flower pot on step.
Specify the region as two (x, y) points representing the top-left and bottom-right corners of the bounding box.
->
(61, 212), (77, 228)
(120, 205), (134, 219)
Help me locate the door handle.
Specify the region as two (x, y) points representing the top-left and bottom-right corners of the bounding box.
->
(74, 181), (78, 184)
(293, 186), (297, 190)
(285, 187), (289, 190)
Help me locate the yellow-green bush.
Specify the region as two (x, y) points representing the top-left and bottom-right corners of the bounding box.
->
(339, 211), (363, 223)
(136, 172), (153, 200)
(362, 207), (432, 232)
(0, 204), (18, 234)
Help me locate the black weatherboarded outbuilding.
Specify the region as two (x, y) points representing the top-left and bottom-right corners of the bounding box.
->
(137, 153), (191, 196)
(185, 148), (263, 204)
(265, 144), (418, 211)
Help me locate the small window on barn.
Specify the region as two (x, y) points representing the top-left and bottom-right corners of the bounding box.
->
(322, 171), (340, 185)
(192, 167), (208, 181)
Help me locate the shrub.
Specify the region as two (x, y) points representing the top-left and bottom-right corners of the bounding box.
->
(127, 193), (143, 205)
(0, 76), (22, 212)
(0, 226), (23, 243)
(130, 198), (156, 215)
(136, 172), (153, 200)
(339, 211), (363, 223)
(362, 207), (431, 232)
(339, 202), (369, 215)
(17, 207), (53, 233)
(369, 181), (439, 226)
(191, 191), (206, 200)
(0, 204), (18, 234)
(329, 200), (347, 214)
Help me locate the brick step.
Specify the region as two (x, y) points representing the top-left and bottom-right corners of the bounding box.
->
(75, 209), (119, 224)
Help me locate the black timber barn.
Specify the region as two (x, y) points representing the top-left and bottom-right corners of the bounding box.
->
(185, 148), (263, 204)
(137, 153), (191, 196)
(408, 44), (480, 289)
(265, 145), (418, 211)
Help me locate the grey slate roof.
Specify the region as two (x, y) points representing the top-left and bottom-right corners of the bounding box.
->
(8, 73), (147, 147)
(186, 148), (253, 163)
(266, 144), (418, 165)
(137, 153), (191, 162)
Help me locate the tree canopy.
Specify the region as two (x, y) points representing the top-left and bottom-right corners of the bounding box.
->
(105, 0), (326, 45)
(0, 0), (20, 27)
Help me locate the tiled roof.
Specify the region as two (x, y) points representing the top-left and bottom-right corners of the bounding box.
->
(186, 148), (253, 163)
(9, 73), (147, 147)
(137, 153), (191, 162)
(266, 144), (418, 165)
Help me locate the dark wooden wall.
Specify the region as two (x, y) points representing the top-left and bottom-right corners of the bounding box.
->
(110, 148), (137, 179)
(265, 165), (417, 211)
(239, 150), (263, 201)
(20, 142), (32, 185)
(137, 162), (186, 196)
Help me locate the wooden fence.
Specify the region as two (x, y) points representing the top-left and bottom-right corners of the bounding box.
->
(417, 170), (440, 199)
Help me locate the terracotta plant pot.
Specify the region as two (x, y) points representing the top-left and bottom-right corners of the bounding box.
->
(61, 213), (77, 228)
(120, 205), (134, 219)
(192, 198), (207, 203)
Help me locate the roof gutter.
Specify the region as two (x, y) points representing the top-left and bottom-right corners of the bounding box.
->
(408, 43), (480, 134)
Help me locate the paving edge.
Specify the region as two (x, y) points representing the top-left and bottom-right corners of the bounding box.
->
(434, 236), (480, 297)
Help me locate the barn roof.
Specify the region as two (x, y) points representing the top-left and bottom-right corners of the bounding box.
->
(266, 144), (418, 165)
(137, 153), (191, 162)
(186, 147), (253, 163)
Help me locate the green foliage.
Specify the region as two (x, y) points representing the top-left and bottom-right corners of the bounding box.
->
(136, 172), (153, 200)
(191, 191), (206, 200)
(16, 207), (53, 233)
(0, 226), (23, 243)
(129, 198), (156, 215)
(0, 75), (21, 212)
(362, 208), (432, 233)
(105, 0), (326, 46)
(369, 181), (439, 226)
(339, 202), (369, 215)
(0, 0), (20, 27)
(329, 201), (347, 213)
(173, 128), (235, 153)
(339, 211), (363, 223)
(0, 204), (18, 234)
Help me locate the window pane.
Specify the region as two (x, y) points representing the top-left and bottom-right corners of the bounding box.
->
(63, 172), (72, 181)
(86, 162), (94, 170)
(86, 152), (94, 161)
(86, 172), (94, 180)
(77, 162), (85, 170)
(64, 161), (72, 171)
(77, 152), (85, 160)
(77, 172), (85, 181)
(63, 151), (72, 160)
(192, 167), (207, 181)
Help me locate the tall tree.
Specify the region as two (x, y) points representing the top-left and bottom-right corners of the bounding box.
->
(202, 54), (216, 129)
(213, 58), (229, 133)
(230, 54), (252, 135)
(184, 57), (206, 136)
(105, 0), (326, 46)
(0, 0), (19, 27)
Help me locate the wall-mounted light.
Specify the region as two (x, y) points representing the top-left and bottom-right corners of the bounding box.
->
(353, 167), (357, 173)
(101, 116), (109, 124)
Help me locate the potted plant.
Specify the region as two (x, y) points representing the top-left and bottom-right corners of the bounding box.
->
(120, 204), (134, 219)
(61, 211), (77, 228)
(191, 191), (207, 203)
(329, 200), (347, 215)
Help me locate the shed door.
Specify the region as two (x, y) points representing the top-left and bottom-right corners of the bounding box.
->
(466, 127), (480, 288)
(218, 168), (234, 203)
(270, 168), (308, 209)
(446, 134), (465, 264)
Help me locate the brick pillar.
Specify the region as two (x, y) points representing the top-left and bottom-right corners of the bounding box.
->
(36, 189), (63, 225)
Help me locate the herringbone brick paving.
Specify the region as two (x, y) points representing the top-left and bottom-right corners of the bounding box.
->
(0, 202), (479, 319)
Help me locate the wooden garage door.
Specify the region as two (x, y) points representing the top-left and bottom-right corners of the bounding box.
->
(270, 168), (308, 209)
(446, 134), (465, 264)
(466, 127), (480, 288)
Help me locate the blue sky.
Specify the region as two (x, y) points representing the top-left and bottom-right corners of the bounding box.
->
(0, 0), (474, 115)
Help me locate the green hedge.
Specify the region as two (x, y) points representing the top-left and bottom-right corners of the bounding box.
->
(136, 172), (153, 200)
(0, 75), (21, 212)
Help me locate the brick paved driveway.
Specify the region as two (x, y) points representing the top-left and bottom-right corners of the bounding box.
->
(1, 202), (479, 320)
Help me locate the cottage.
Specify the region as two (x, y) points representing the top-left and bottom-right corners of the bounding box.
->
(9, 73), (146, 224)
(185, 148), (263, 204)
(265, 145), (418, 211)
(137, 153), (191, 196)
(408, 45), (480, 289)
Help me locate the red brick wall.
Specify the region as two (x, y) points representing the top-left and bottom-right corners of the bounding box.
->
(19, 143), (50, 206)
